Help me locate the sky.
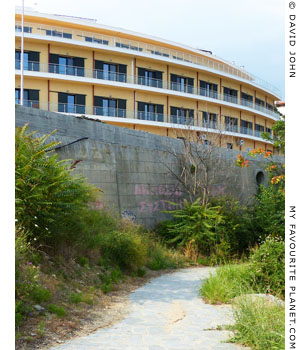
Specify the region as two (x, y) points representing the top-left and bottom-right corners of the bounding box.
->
(15, 0), (285, 99)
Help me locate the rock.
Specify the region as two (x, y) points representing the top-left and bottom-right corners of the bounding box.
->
(34, 305), (45, 312)
(234, 293), (284, 307)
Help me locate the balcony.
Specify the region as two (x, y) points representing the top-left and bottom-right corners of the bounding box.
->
(15, 60), (280, 119)
(137, 111), (164, 122)
(15, 99), (39, 108)
(170, 115), (194, 125)
(240, 127), (253, 136)
(15, 20), (282, 98)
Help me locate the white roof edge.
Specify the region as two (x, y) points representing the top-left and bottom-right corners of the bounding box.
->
(15, 7), (243, 71)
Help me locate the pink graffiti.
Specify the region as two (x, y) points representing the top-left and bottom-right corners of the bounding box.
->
(138, 200), (184, 214)
(134, 184), (182, 197)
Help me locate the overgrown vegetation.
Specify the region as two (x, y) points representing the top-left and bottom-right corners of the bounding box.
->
(15, 125), (188, 339)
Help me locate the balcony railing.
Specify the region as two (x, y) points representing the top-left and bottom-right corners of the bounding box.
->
(137, 111), (164, 122)
(15, 20), (282, 98)
(15, 101), (274, 143)
(15, 60), (280, 119)
(170, 115), (194, 125)
(240, 127), (253, 136)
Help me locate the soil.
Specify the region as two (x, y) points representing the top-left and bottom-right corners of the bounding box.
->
(15, 268), (169, 350)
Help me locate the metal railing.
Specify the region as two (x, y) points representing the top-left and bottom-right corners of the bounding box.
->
(15, 21), (282, 97)
(15, 59), (280, 119)
(15, 101), (274, 142)
(137, 111), (164, 122)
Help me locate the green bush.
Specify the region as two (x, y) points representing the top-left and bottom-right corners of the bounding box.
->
(31, 286), (51, 303)
(249, 236), (285, 297)
(160, 199), (223, 255)
(47, 304), (66, 317)
(231, 297), (285, 350)
(69, 292), (82, 304)
(15, 124), (97, 247)
(94, 230), (147, 270)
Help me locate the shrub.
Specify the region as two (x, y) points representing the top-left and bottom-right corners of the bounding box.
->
(249, 236), (285, 297)
(231, 297), (285, 350)
(69, 292), (82, 304)
(160, 199), (223, 256)
(15, 124), (97, 247)
(47, 304), (66, 317)
(31, 286), (51, 303)
(95, 230), (147, 270)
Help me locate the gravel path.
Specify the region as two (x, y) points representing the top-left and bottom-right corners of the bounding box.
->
(48, 267), (249, 350)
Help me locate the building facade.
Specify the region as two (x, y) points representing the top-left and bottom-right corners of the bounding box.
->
(15, 8), (282, 152)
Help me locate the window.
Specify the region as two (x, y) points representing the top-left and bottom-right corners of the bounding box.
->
(266, 127), (272, 138)
(241, 92), (253, 108)
(137, 102), (163, 122)
(199, 81), (218, 99)
(94, 61), (127, 82)
(94, 96), (126, 118)
(170, 107), (194, 125)
(15, 50), (40, 71)
(255, 98), (265, 110)
(255, 124), (265, 137)
(202, 112), (218, 129)
(223, 87), (238, 104)
(58, 93), (85, 114)
(49, 54), (84, 76)
(241, 120), (253, 135)
(45, 29), (72, 39)
(227, 143), (233, 150)
(15, 89), (39, 108)
(137, 68), (163, 88)
(115, 42), (143, 52)
(170, 74), (194, 94)
(266, 103), (274, 112)
(224, 116), (238, 132)
(84, 36), (109, 45)
(15, 25), (32, 33)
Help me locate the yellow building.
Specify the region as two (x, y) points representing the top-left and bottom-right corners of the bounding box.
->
(15, 8), (282, 152)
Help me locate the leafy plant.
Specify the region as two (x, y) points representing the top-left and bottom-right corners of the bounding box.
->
(47, 304), (66, 317)
(161, 199), (223, 255)
(15, 124), (98, 247)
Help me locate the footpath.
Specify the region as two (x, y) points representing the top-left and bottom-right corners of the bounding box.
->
(48, 267), (249, 350)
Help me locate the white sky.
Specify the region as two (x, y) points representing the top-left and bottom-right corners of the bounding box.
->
(15, 0), (285, 98)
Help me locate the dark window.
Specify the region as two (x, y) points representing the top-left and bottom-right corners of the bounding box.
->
(241, 120), (253, 135)
(49, 54), (84, 76)
(266, 103), (274, 112)
(15, 25), (32, 33)
(241, 92), (253, 108)
(255, 124), (265, 137)
(223, 87), (238, 104)
(224, 116), (238, 132)
(170, 74), (194, 94)
(94, 96), (126, 118)
(15, 50), (40, 71)
(84, 36), (109, 45)
(137, 68), (163, 88)
(227, 143), (233, 150)
(170, 106), (194, 125)
(94, 60), (127, 82)
(202, 112), (218, 129)
(199, 80), (218, 99)
(115, 42), (143, 52)
(15, 88), (39, 108)
(45, 29), (72, 39)
(255, 98), (265, 110)
(137, 102), (164, 122)
(58, 93), (85, 114)
(266, 127), (272, 137)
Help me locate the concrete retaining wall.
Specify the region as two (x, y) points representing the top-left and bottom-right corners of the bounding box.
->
(15, 106), (279, 227)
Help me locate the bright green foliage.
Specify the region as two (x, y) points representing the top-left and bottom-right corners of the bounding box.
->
(231, 297), (285, 350)
(15, 124), (97, 246)
(249, 236), (285, 298)
(161, 199), (223, 255)
(262, 115), (285, 153)
(200, 264), (259, 304)
(252, 185), (285, 240)
(31, 285), (51, 303)
(47, 304), (66, 317)
(69, 292), (82, 304)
